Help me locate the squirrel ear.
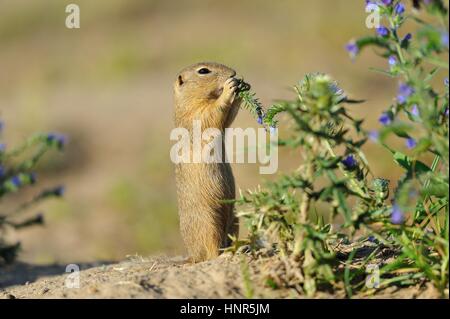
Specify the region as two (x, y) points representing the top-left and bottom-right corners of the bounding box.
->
(177, 75), (184, 86)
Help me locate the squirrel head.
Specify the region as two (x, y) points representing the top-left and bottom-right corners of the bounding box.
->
(174, 62), (236, 104)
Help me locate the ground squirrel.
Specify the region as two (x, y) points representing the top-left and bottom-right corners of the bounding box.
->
(173, 62), (241, 262)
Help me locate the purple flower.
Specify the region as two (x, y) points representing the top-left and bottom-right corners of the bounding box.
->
(397, 83), (414, 104)
(397, 96), (407, 104)
(11, 175), (21, 188)
(388, 55), (397, 66)
(445, 78), (449, 87)
(381, 0), (392, 5)
(401, 33), (412, 46)
(411, 104), (420, 117)
(394, 2), (405, 14)
(369, 130), (380, 142)
(53, 186), (65, 197)
(365, 0), (378, 11)
(345, 41), (359, 59)
(257, 116), (263, 125)
(342, 154), (357, 169)
(391, 204), (404, 225)
(406, 138), (417, 149)
(47, 133), (67, 148)
(376, 26), (389, 37)
(379, 113), (392, 125)
(399, 83), (414, 95)
(445, 108), (449, 117)
(441, 31), (449, 48)
(368, 235), (377, 243)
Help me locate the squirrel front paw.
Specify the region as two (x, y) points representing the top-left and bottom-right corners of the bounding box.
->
(217, 77), (239, 108)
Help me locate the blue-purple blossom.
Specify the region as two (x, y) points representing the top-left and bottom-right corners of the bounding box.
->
(397, 95), (408, 104)
(365, 0), (378, 11)
(391, 204), (404, 225)
(381, 0), (392, 5)
(11, 175), (21, 188)
(345, 41), (359, 59)
(342, 154), (357, 169)
(397, 83), (414, 104)
(257, 116), (263, 125)
(441, 31), (449, 48)
(411, 104), (420, 117)
(406, 138), (417, 149)
(394, 2), (405, 14)
(369, 130), (380, 142)
(53, 186), (65, 197)
(47, 133), (67, 148)
(388, 55), (397, 66)
(401, 33), (412, 45)
(399, 83), (414, 96)
(376, 26), (389, 37)
(445, 108), (449, 117)
(379, 113), (392, 125)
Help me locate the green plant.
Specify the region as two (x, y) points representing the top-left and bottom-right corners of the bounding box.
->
(234, 0), (448, 297)
(0, 122), (65, 264)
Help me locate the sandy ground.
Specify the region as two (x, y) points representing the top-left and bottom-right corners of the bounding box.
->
(0, 253), (443, 299)
(0, 255), (248, 299)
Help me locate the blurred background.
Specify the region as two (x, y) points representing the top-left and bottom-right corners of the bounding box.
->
(0, 0), (436, 264)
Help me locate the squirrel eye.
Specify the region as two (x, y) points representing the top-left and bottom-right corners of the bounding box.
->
(197, 68), (211, 75)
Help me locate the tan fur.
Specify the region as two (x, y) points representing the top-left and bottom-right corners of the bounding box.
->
(173, 62), (240, 262)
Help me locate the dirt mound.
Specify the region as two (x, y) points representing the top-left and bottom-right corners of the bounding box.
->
(0, 254), (442, 299)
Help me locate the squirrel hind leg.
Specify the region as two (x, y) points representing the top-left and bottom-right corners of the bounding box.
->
(185, 223), (222, 263)
(189, 241), (220, 263)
